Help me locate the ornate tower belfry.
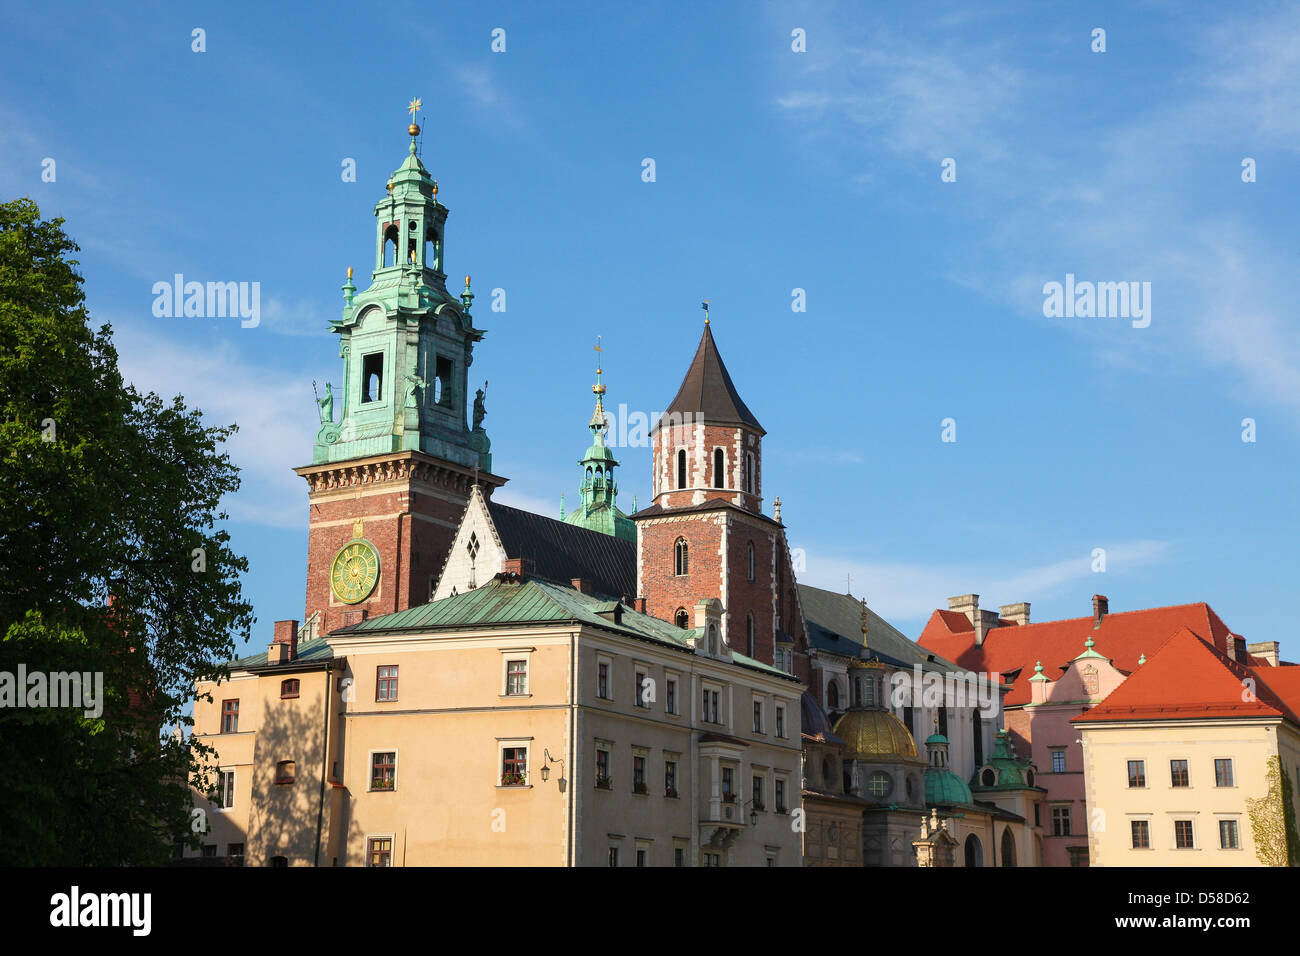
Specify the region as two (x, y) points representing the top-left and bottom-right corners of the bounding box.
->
(295, 103), (505, 637)
(563, 338), (635, 541)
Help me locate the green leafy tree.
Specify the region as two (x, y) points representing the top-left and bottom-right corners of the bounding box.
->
(0, 197), (255, 865)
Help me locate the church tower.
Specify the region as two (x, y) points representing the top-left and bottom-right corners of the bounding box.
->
(295, 107), (505, 637)
(633, 306), (807, 675)
(562, 360), (635, 542)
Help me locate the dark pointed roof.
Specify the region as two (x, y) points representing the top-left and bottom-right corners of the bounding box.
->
(656, 324), (764, 434)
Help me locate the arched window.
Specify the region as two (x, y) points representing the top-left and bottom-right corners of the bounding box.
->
(676, 449), (687, 489)
(744, 451), (756, 494)
(425, 226), (440, 271)
(713, 448), (725, 488)
(964, 834), (984, 868)
(674, 607), (689, 629)
(747, 542), (755, 581)
(746, 614), (755, 657)
(827, 681), (840, 710)
(674, 537), (688, 576)
(981, 768), (996, 787)
(383, 224), (399, 267)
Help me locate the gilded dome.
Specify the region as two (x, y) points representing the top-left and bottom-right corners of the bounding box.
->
(832, 708), (917, 760)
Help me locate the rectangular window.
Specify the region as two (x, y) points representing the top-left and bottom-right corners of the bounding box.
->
(202, 844), (217, 858)
(505, 659), (528, 696)
(1170, 759), (1189, 787)
(633, 755), (647, 794)
(721, 767), (735, 802)
(368, 837), (392, 867)
(775, 778), (787, 813)
(753, 701), (763, 734)
(1214, 758), (1234, 787)
(1175, 819), (1194, 849)
(1131, 820), (1150, 849)
(1034, 804), (1041, 827)
(1127, 760), (1146, 788)
(636, 848), (647, 867)
(217, 770), (235, 809)
(595, 749), (611, 789)
(228, 843), (244, 858)
(361, 352), (384, 403)
(220, 699), (239, 734)
(1051, 806), (1072, 836)
(711, 691), (719, 724)
(275, 760), (295, 785)
(702, 852), (721, 867)
(1051, 749), (1066, 773)
(371, 752), (396, 791)
(280, 678), (300, 699)
(434, 356), (453, 407)
(635, 670), (648, 708)
(376, 665), (399, 702)
(776, 705), (786, 738)
(752, 775), (765, 811)
(674, 847), (685, 867)
(665, 760), (678, 797)
(1219, 819), (1239, 849)
(597, 661), (610, 699)
(608, 846), (619, 867)
(501, 746), (527, 786)
(666, 679), (677, 714)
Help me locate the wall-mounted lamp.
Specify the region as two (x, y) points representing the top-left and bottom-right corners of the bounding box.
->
(541, 747), (564, 783)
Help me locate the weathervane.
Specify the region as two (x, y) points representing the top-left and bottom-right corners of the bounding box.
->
(701, 298), (710, 325)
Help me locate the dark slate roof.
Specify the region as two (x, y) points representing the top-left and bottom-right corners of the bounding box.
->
(798, 583), (964, 674)
(800, 691), (846, 744)
(330, 576), (798, 681)
(487, 501), (636, 601)
(655, 324), (765, 434)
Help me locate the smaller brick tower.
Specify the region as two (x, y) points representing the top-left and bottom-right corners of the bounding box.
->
(295, 108), (505, 637)
(633, 305), (807, 674)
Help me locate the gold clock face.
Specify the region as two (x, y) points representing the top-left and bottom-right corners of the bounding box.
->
(330, 539), (380, 604)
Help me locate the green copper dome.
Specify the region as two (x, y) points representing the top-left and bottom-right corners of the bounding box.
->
(925, 766), (973, 806)
(970, 729), (1035, 791)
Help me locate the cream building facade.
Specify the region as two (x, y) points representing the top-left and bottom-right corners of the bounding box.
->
(1076, 626), (1300, 866)
(188, 573), (804, 866)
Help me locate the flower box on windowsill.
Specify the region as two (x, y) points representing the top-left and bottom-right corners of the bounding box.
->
(721, 793), (737, 804)
(665, 787), (679, 799)
(633, 781), (648, 795)
(500, 773), (527, 787)
(371, 781), (395, 792)
(752, 801), (766, 812)
(775, 806), (788, 815)
(595, 776), (613, 790)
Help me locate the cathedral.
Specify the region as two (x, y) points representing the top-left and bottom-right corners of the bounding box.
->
(184, 113), (1044, 866)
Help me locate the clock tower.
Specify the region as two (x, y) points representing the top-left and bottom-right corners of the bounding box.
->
(295, 108), (505, 637)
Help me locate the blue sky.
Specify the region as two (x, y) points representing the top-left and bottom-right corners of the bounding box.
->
(3, 1), (1297, 657)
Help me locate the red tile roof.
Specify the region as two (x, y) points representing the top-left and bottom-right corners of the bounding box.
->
(1072, 627), (1300, 726)
(917, 601), (1237, 707)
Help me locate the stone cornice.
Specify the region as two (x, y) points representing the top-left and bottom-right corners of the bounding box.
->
(294, 450), (506, 495)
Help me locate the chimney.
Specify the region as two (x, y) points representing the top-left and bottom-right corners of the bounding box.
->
(948, 594), (998, 645)
(502, 558), (524, 577)
(636, 596), (647, 614)
(1247, 641), (1280, 667)
(999, 602), (1030, 626)
(1092, 594), (1109, 626)
(267, 619), (299, 664)
(571, 578), (593, 595)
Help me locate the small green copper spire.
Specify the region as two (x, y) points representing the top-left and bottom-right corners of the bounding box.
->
(563, 340), (635, 542)
(1028, 660), (1049, 682)
(1138, 652), (1146, 665)
(461, 275), (474, 312)
(342, 266), (356, 305)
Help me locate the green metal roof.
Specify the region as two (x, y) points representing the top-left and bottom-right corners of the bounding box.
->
(227, 637), (335, 671)
(333, 575), (798, 681)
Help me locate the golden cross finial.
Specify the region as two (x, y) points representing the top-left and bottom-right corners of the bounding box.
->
(408, 97), (423, 118)
(593, 335), (606, 395)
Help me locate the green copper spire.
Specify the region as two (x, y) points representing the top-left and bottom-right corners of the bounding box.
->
(312, 103), (491, 473)
(563, 341), (635, 542)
